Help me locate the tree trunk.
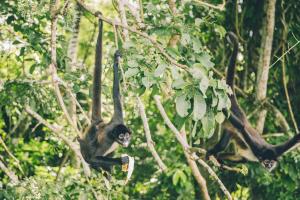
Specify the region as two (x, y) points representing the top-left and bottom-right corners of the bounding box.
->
(255, 0), (276, 133)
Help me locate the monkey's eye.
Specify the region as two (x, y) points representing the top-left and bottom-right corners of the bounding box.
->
(119, 133), (125, 139)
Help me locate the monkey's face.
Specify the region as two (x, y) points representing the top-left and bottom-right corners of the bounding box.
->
(112, 124), (132, 147)
(261, 159), (277, 171)
(117, 132), (131, 147)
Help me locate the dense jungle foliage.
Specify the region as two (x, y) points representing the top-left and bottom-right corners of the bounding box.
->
(0, 0), (300, 199)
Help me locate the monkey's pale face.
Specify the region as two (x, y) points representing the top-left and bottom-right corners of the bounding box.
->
(111, 124), (132, 147)
(117, 132), (131, 147)
(261, 159), (277, 171)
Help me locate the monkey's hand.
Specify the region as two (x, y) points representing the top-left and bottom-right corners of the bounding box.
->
(114, 50), (122, 60)
(205, 149), (215, 161)
(121, 156), (129, 165)
(121, 154), (135, 184)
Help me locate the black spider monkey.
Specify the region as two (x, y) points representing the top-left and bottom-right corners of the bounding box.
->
(78, 18), (132, 172)
(206, 32), (300, 171)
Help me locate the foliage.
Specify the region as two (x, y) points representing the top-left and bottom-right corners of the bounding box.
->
(0, 0), (300, 200)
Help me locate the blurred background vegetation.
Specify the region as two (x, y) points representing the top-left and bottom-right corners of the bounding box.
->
(0, 0), (300, 199)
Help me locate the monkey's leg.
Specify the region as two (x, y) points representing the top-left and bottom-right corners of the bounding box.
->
(217, 153), (247, 163)
(91, 156), (128, 167)
(206, 131), (232, 160)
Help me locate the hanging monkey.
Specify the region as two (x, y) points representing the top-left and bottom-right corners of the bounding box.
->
(78, 19), (132, 172)
(206, 32), (300, 171)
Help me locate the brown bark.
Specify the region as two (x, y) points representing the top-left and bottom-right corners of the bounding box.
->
(255, 0), (276, 133)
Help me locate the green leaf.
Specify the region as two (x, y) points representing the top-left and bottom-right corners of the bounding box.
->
(198, 53), (214, 69)
(192, 38), (202, 53)
(193, 94), (206, 120)
(127, 60), (139, 68)
(201, 111), (215, 138)
(142, 76), (155, 88)
(175, 94), (191, 117)
(190, 65), (208, 80)
(172, 79), (186, 89)
(124, 68), (139, 78)
(181, 33), (191, 46)
(215, 112), (225, 124)
(199, 76), (209, 96)
(195, 18), (203, 26)
(154, 63), (167, 77)
(217, 93), (230, 111)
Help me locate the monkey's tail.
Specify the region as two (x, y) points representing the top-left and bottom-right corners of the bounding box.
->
(225, 32), (239, 89)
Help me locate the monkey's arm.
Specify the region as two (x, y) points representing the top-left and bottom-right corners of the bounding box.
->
(225, 32), (247, 122)
(112, 51), (123, 122)
(217, 153), (247, 163)
(206, 131), (232, 159)
(91, 19), (103, 123)
(90, 155), (129, 167)
(274, 133), (300, 157)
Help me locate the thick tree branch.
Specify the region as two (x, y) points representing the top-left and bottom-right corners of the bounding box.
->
(137, 96), (167, 172)
(255, 0), (276, 133)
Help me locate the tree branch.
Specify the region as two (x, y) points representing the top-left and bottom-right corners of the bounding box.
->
(25, 106), (91, 177)
(76, 0), (189, 71)
(0, 137), (24, 174)
(192, 0), (226, 11)
(181, 131), (232, 200)
(50, 0), (82, 137)
(137, 96), (167, 172)
(154, 95), (210, 200)
(255, 0), (276, 133)
(0, 157), (19, 184)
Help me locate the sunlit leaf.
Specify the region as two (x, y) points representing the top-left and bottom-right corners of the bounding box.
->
(193, 94), (206, 120)
(175, 94), (191, 117)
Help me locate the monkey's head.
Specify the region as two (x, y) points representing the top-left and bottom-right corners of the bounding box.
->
(111, 124), (131, 147)
(260, 149), (278, 171)
(261, 159), (277, 171)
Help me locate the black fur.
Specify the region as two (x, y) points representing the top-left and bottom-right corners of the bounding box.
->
(78, 19), (131, 172)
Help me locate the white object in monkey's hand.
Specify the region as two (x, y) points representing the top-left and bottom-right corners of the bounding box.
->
(121, 154), (135, 184)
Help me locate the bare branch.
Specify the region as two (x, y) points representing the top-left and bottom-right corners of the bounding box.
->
(154, 95), (210, 200)
(0, 158), (18, 184)
(50, 0), (82, 137)
(181, 131), (232, 200)
(137, 96), (167, 172)
(192, 0), (226, 11)
(255, 0), (276, 133)
(0, 137), (24, 174)
(76, 0), (189, 71)
(25, 106), (91, 177)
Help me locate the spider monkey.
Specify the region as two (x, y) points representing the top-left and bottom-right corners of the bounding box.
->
(78, 19), (132, 172)
(206, 32), (300, 171)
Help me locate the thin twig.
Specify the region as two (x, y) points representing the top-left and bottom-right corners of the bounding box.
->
(269, 40), (300, 69)
(137, 96), (167, 172)
(76, 0), (189, 71)
(280, 7), (299, 133)
(192, 0), (226, 11)
(0, 137), (24, 174)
